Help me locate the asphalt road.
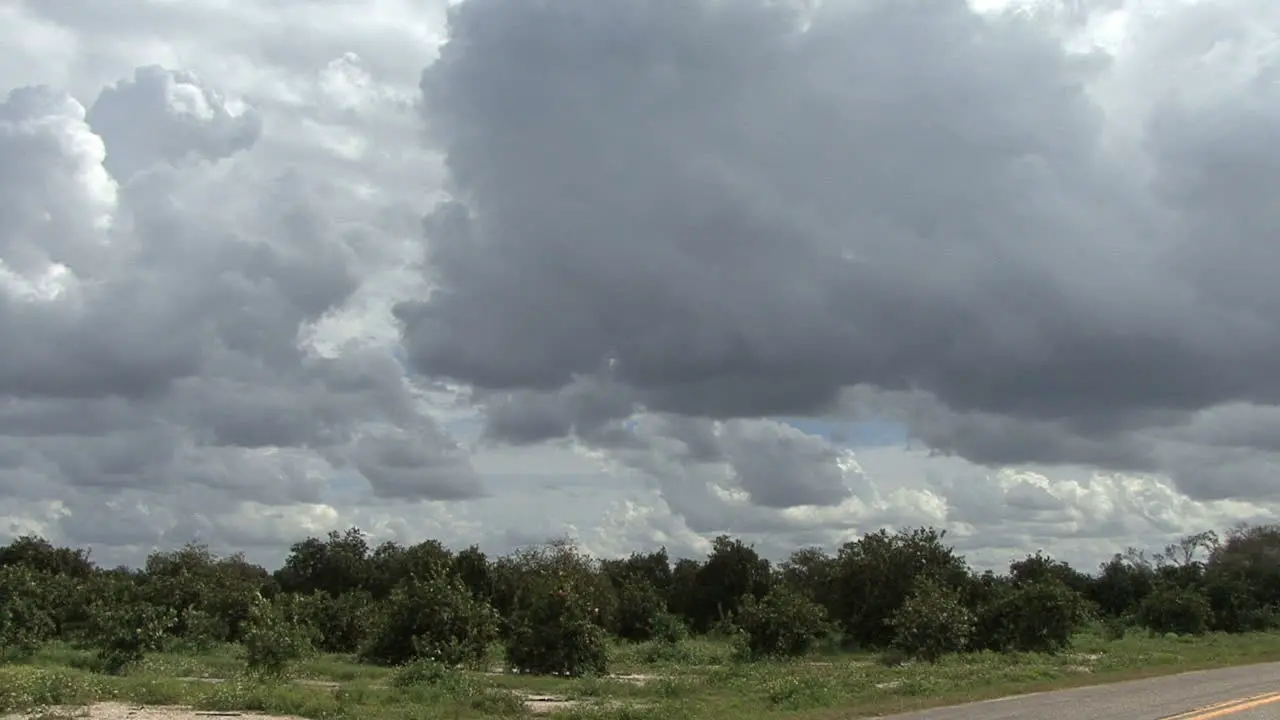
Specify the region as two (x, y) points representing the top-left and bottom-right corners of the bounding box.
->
(875, 662), (1280, 720)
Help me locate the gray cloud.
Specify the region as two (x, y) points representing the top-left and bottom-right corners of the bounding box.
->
(396, 0), (1280, 500)
(352, 426), (482, 501)
(0, 65), (481, 509)
(88, 65), (262, 181)
(8, 0), (1280, 574)
(480, 376), (636, 446)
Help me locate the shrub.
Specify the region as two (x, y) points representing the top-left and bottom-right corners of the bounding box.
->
(890, 575), (973, 663)
(1100, 615), (1128, 641)
(176, 608), (230, 651)
(288, 590), (373, 654)
(732, 585), (830, 660)
(86, 600), (176, 674)
(0, 566), (57, 659)
(650, 612), (688, 644)
(503, 544), (609, 676)
(614, 580), (669, 642)
(1136, 585), (1212, 636)
(973, 579), (1088, 654)
(506, 599), (609, 677)
(360, 574), (498, 668)
(242, 594), (315, 677)
(390, 658), (455, 688)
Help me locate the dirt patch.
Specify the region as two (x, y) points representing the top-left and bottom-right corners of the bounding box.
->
(519, 694), (582, 715)
(512, 690), (650, 716)
(607, 673), (663, 685)
(484, 669), (665, 684)
(875, 680), (903, 690)
(174, 677), (339, 689)
(3, 702), (309, 720)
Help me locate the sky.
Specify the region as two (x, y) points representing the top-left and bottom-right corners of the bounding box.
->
(2, 0), (1280, 573)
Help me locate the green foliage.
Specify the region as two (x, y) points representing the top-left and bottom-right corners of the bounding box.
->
(503, 541), (610, 676)
(777, 547), (839, 611)
(0, 535), (94, 578)
(732, 585), (830, 660)
(650, 611), (689, 644)
(1088, 554), (1155, 618)
(287, 589), (373, 653)
(1203, 525), (1280, 633)
(0, 565), (57, 658)
(1100, 615), (1129, 641)
(834, 527), (971, 649)
(242, 593), (315, 677)
(686, 536), (772, 633)
(614, 579), (671, 642)
(1136, 585), (1212, 636)
(142, 544), (267, 644)
(14, 522), (1280, 679)
(86, 596), (177, 674)
(360, 573), (498, 668)
(973, 574), (1089, 653)
(275, 528), (371, 597)
(890, 575), (974, 663)
(390, 657), (456, 688)
(176, 608), (230, 651)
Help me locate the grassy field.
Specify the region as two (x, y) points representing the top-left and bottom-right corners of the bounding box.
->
(7, 628), (1280, 720)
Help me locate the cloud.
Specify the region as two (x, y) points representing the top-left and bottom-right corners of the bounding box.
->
(88, 65), (262, 181)
(0, 12), (481, 536)
(396, 0), (1280, 503)
(5, 0), (1280, 575)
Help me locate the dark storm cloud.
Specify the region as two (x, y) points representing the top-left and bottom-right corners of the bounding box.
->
(396, 0), (1280, 482)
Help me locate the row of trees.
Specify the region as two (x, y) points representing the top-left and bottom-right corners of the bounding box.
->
(2, 524), (1279, 676)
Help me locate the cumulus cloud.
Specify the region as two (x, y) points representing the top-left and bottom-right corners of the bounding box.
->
(88, 65), (262, 181)
(0, 19), (481, 566)
(396, 0), (1280, 503)
(4, 0), (1280, 573)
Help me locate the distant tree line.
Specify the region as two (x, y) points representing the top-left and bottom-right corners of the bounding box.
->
(2, 523), (1279, 676)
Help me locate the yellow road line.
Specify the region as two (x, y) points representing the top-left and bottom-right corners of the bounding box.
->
(1162, 691), (1280, 720)
(1162, 696), (1278, 720)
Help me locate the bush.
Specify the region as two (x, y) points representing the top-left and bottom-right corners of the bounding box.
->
(506, 601), (609, 677)
(890, 575), (973, 663)
(614, 580), (669, 642)
(503, 544), (610, 676)
(0, 566), (57, 659)
(390, 658), (456, 688)
(360, 574), (498, 668)
(973, 579), (1088, 654)
(242, 594), (315, 677)
(86, 600), (176, 674)
(176, 608), (231, 651)
(649, 612), (688, 645)
(732, 585), (830, 660)
(288, 590), (373, 654)
(1136, 585), (1212, 636)
(1100, 615), (1128, 641)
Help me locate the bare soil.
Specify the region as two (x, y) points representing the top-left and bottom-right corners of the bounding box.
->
(3, 702), (309, 720)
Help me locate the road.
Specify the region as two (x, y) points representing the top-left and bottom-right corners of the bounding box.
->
(876, 662), (1280, 719)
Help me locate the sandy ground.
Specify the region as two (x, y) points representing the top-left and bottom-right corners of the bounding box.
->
(2, 697), (630, 718)
(4, 670), (669, 719)
(3, 703), (310, 720)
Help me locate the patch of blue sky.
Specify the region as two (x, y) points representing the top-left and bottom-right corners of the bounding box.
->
(778, 417), (910, 447)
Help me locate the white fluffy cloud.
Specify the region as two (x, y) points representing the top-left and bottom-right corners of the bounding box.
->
(2, 0), (1279, 573)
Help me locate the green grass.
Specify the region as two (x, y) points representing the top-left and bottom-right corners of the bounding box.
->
(7, 628), (1280, 719)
